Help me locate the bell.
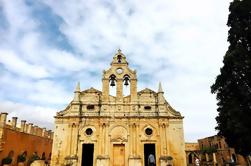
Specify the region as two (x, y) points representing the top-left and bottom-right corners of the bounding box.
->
(124, 78), (129, 86)
(117, 55), (122, 63)
(110, 79), (116, 86)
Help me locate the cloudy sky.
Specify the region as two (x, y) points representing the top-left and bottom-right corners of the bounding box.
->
(0, 0), (231, 142)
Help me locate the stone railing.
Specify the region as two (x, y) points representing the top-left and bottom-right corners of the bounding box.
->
(0, 112), (53, 139)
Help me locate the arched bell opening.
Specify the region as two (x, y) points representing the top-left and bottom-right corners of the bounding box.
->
(123, 74), (130, 96)
(117, 54), (122, 63)
(109, 74), (117, 96)
(188, 153), (193, 164)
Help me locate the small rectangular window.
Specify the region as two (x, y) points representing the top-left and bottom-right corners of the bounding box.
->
(87, 105), (95, 110)
(144, 106), (151, 110)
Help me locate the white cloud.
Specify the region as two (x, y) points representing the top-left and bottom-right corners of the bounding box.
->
(0, 49), (50, 78)
(0, 72), (73, 106)
(0, 0), (232, 141)
(46, 49), (90, 72)
(26, 79), (73, 105)
(0, 100), (56, 129)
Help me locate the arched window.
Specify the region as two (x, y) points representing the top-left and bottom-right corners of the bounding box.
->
(123, 75), (130, 96)
(109, 74), (116, 96)
(117, 55), (122, 63)
(109, 74), (116, 87)
(123, 75), (130, 86)
(188, 153), (193, 164)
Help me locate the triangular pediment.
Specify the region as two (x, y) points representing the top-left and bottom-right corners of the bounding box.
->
(138, 88), (156, 94)
(81, 87), (102, 94)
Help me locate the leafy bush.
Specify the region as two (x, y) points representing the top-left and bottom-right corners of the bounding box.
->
(17, 154), (26, 162)
(27, 153), (40, 165)
(201, 147), (217, 154)
(2, 157), (12, 164)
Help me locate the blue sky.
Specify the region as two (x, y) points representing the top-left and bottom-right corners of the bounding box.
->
(0, 0), (231, 141)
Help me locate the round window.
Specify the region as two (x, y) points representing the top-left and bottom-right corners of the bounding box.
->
(145, 128), (153, 136)
(116, 68), (123, 74)
(85, 128), (93, 136)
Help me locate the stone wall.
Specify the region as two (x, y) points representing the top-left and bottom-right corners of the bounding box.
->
(0, 112), (53, 166)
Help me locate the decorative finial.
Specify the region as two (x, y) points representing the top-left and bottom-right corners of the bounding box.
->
(118, 49), (121, 53)
(158, 82), (164, 93)
(73, 82), (80, 102)
(75, 82), (80, 92)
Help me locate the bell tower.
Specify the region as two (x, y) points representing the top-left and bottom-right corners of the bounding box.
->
(102, 49), (137, 103)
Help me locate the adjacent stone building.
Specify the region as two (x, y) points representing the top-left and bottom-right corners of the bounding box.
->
(51, 50), (186, 166)
(198, 135), (247, 166)
(0, 112), (53, 165)
(185, 135), (248, 166)
(185, 142), (200, 165)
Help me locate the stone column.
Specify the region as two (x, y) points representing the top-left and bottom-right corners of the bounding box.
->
(159, 123), (164, 155)
(163, 124), (167, 155)
(0, 112), (8, 125)
(44, 130), (48, 138)
(70, 123), (78, 155)
(33, 125), (38, 135)
(135, 124), (139, 155)
(104, 123), (109, 155)
(102, 78), (109, 103)
(213, 153), (217, 166)
(37, 127), (42, 136)
(116, 79), (123, 102)
(0, 113), (8, 140)
(27, 123), (33, 134)
(165, 125), (170, 155)
(97, 123), (109, 166)
(160, 123), (170, 166)
(67, 124), (73, 156)
(11, 117), (17, 129)
(21, 120), (26, 132)
(133, 124), (136, 155)
(206, 153), (209, 162)
(130, 79), (137, 103)
(42, 128), (46, 137)
(129, 124), (133, 156)
(25, 123), (29, 133)
(98, 123), (102, 154)
(101, 124), (105, 154)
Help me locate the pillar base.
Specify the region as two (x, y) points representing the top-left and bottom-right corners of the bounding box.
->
(160, 156), (173, 166)
(96, 155), (109, 166)
(64, 155), (78, 166)
(129, 155), (141, 166)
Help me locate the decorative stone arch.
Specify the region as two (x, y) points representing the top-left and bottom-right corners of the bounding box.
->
(188, 152), (193, 164)
(142, 124), (157, 132)
(79, 125), (97, 140)
(109, 74), (117, 86)
(109, 125), (128, 143)
(141, 124), (158, 139)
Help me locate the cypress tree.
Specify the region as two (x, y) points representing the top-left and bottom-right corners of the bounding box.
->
(211, 0), (251, 157)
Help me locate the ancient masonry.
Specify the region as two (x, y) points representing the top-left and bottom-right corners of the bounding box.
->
(0, 112), (53, 164)
(51, 50), (186, 166)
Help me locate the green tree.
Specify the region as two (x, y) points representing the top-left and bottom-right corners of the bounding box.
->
(211, 0), (251, 157)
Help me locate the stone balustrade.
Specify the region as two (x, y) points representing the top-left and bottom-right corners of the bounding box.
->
(0, 112), (53, 139)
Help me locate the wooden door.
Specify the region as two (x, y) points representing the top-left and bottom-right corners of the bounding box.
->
(113, 144), (125, 166)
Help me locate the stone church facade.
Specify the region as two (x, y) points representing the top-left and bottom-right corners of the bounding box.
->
(51, 50), (186, 166)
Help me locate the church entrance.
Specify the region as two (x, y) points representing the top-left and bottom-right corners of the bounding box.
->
(113, 144), (125, 166)
(144, 143), (156, 166)
(81, 144), (94, 166)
